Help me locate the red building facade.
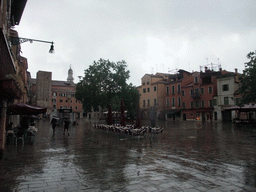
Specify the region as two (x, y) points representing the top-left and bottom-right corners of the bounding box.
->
(165, 67), (230, 121)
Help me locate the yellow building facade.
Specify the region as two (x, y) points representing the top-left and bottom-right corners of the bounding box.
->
(138, 73), (169, 120)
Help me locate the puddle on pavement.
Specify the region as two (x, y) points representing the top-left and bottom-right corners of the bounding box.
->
(40, 148), (66, 153)
(1, 120), (256, 191)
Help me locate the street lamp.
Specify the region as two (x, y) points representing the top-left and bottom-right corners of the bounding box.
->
(9, 37), (55, 53)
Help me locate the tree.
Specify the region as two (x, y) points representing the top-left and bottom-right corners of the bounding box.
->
(238, 51), (256, 105)
(75, 59), (140, 118)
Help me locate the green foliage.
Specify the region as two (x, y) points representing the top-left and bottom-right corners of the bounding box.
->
(238, 51), (256, 105)
(75, 59), (140, 118)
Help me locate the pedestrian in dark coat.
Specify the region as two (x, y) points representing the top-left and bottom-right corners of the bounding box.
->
(51, 118), (57, 132)
(64, 119), (70, 136)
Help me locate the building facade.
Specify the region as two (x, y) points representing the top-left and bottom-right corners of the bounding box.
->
(138, 67), (240, 122)
(0, 0), (28, 155)
(214, 69), (240, 121)
(31, 67), (83, 121)
(138, 73), (169, 120)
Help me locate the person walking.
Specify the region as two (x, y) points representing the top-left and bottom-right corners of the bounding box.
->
(50, 118), (57, 132)
(63, 119), (70, 136)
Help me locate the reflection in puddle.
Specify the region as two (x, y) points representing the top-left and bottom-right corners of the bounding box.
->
(40, 148), (66, 153)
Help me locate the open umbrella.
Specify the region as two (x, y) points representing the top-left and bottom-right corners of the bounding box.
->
(8, 103), (47, 115)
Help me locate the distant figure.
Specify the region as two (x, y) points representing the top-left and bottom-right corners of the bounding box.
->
(64, 119), (70, 136)
(21, 116), (29, 131)
(51, 118), (57, 132)
(20, 116), (29, 139)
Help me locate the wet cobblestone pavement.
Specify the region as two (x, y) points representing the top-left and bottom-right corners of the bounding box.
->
(1, 119), (256, 192)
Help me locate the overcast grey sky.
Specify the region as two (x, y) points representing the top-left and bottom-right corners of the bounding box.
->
(15, 0), (256, 86)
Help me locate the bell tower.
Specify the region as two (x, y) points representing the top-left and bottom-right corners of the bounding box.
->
(67, 65), (74, 83)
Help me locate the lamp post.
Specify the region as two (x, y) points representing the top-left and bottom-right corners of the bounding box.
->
(9, 37), (54, 53)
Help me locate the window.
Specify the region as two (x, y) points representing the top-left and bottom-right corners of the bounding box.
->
(147, 99), (150, 107)
(53, 104), (56, 109)
(70, 106), (72, 109)
(182, 102), (186, 109)
(213, 99), (217, 106)
(143, 88), (146, 93)
(147, 79), (150, 84)
(201, 88), (204, 94)
(142, 80), (145, 85)
(195, 100), (200, 108)
(59, 93), (67, 97)
(172, 98), (175, 107)
(166, 98), (170, 108)
(182, 90), (185, 96)
(222, 84), (229, 91)
(190, 101), (193, 108)
(195, 88), (199, 97)
(172, 85), (175, 94)
(190, 89), (194, 96)
(143, 100), (145, 107)
(177, 84), (181, 93)
(75, 106), (78, 110)
(235, 98), (241, 106)
(195, 76), (198, 83)
(52, 92), (57, 96)
(224, 97), (229, 105)
(154, 86), (157, 92)
(209, 100), (213, 107)
(52, 99), (56, 103)
(208, 86), (212, 93)
(178, 97), (181, 106)
(60, 99), (63, 102)
(66, 100), (68, 103)
(201, 100), (205, 108)
(70, 100), (73, 103)
(166, 86), (169, 95)
(147, 88), (150, 92)
(154, 98), (157, 106)
(60, 106), (63, 109)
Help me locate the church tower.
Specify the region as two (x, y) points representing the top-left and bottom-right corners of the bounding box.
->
(67, 66), (74, 83)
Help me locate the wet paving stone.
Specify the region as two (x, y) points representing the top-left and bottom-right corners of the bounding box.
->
(0, 119), (256, 191)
